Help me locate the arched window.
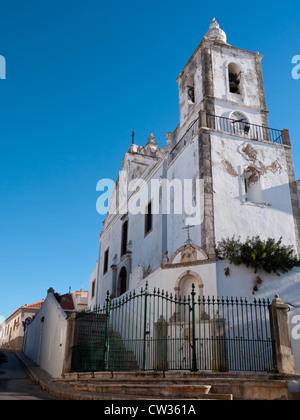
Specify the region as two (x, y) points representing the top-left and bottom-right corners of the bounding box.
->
(244, 167), (262, 203)
(228, 63), (241, 94)
(187, 74), (195, 105)
(118, 266), (127, 296)
(121, 220), (128, 256)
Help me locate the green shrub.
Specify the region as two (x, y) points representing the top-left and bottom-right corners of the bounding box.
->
(216, 236), (300, 276)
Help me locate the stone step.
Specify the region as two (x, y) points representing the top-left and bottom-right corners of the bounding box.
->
(60, 370), (291, 400)
(71, 383), (213, 399)
(59, 371), (234, 400)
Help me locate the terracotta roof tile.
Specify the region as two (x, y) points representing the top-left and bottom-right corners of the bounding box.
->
(59, 293), (75, 311)
(25, 301), (44, 309)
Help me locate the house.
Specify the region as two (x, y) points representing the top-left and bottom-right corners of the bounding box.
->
(23, 287), (89, 379)
(0, 301), (44, 350)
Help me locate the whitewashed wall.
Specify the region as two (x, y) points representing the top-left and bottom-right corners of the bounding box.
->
(167, 136), (201, 257)
(23, 293), (68, 379)
(211, 45), (263, 117)
(216, 260), (300, 374)
(88, 261), (98, 309)
(211, 133), (297, 250)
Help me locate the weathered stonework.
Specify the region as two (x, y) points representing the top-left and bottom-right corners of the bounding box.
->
(284, 144), (300, 257)
(199, 129), (216, 258)
(269, 295), (295, 375)
(254, 53), (269, 128)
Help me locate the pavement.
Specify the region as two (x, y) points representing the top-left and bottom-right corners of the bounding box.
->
(14, 351), (84, 400)
(15, 351), (130, 400)
(4, 350), (300, 401)
(0, 350), (60, 400)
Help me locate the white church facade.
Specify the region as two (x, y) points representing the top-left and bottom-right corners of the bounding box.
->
(89, 19), (300, 364)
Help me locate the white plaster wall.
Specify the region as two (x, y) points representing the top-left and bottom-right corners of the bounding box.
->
(211, 133), (298, 251)
(124, 262), (218, 300)
(129, 169), (164, 274)
(177, 50), (202, 128)
(167, 137), (201, 257)
(98, 222), (120, 303)
(216, 260), (300, 373)
(97, 158), (165, 305)
(214, 100), (263, 127)
(88, 261), (98, 309)
(23, 294), (68, 379)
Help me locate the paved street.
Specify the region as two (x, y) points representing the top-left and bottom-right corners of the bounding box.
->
(0, 350), (58, 400)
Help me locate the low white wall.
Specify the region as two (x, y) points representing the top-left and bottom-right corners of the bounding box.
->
(217, 261), (300, 374)
(23, 293), (68, 379)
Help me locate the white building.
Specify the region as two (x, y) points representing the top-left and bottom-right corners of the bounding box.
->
(89, 19), (300, 371)
(0, 301), (44, 350)
(23, 287), (89, 378)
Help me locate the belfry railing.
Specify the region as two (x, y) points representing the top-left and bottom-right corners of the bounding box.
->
(169, 112), (284, 162)
(206, 114), (283, 145)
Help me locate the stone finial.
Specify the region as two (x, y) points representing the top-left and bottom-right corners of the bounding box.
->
(148, 132), (156, 143)
(165, 132), (173, 154)
(47, 287), (54, 295)
(205, 18), (227, 44)
(162, 250), (169, 265)
(146, 132), (158, 153)
(166, 132), (173, 145)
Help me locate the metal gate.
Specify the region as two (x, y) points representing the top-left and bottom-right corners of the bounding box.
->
(71, 283), (276, 373)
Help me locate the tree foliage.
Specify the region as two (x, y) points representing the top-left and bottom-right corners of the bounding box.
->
(216, 236), (300, 276)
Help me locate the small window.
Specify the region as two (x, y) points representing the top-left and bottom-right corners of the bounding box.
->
(121, 221), (128, 256)
(228, 63), (241, 94)
(119, 266), (127, 296)
(187, 74), (195, 104)
(244, 167), (262, 203)
(145, 201), (153, 236)
(91, 280), (96, 298)
(103, 248), (109, 274)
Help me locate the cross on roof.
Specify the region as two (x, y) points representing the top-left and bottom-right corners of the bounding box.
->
(182, 225), (195, 245)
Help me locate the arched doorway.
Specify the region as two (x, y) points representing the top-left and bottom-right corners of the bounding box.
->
(118, 266), (127, 296)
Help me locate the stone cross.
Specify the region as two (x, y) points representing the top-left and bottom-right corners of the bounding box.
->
(183, 225), (195, 244)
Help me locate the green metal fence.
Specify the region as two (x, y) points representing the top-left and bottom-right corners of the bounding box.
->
(71, 283), (276, 373)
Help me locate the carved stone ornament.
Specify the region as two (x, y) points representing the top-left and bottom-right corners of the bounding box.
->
(180, 245), (197, 263)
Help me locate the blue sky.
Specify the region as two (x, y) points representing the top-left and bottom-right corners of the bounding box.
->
(0, 0), (300, 319)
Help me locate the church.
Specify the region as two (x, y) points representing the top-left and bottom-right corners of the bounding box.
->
(89, 18), (300, 311)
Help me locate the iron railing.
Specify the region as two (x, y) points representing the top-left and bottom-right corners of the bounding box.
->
(71, 283), (276, 373)
(207, 114), (283, 144)
(170, 118), (199, 162)
(169, 113), (283, 162)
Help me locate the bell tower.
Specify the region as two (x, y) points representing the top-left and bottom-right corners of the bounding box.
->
(173, 19), (299, 258)
(176, 18), (269, 132)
